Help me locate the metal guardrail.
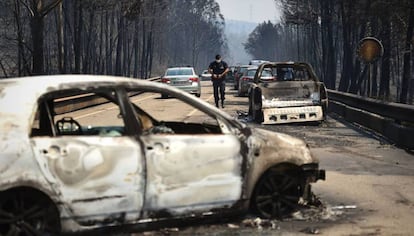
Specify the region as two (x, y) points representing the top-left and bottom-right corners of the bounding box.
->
(328, 90), (414, 124)
(327, 89), (414, 150)
(55, 81), (412, 150)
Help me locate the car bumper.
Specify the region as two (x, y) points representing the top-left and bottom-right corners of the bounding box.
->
(262, 105), (324, 124)
(174, 85), (201, 94)
(301, 163), (326, 182)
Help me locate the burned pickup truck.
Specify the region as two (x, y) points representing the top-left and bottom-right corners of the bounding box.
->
(248, 62), (328, 124)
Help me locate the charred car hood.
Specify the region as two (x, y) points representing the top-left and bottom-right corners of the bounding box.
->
(247, 127), (317, 166)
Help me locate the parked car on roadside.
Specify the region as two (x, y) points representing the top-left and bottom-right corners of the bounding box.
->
(200, 69), (212, 81)
(0, 75), (325, 235)
(233, 65), (250, 90)
(225, 66), (236, 82)
(248, 61), (328, 124)
(238, 67), (275, 97)
(161, 66), (201, 98)
(249, 59), (270, 66)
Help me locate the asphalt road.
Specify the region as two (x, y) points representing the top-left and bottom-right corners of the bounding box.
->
(163, 81), (414, 236)
(75, 81), (414, 235)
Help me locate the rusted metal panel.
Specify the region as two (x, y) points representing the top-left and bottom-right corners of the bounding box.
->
(262, 106), (324, 124)
(244, 127), (317, 197)
(31, 136), (144, 225)
(141, 134), (243, 215)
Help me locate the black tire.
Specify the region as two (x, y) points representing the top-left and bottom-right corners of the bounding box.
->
(196, 93), (201, 98)
(253, 110), (264, 123)
(252, 169), (301, 219)
(0, 189), (61, 236)
(251, 87), (263, 123)
(237, 87), (243, 97)
(161, 93), (168, 99)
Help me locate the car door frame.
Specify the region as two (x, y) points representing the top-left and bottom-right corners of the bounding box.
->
(123, 86), (246, 218)
(30, 87), (146, 227)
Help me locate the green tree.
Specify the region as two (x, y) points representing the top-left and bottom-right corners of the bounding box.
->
(244, 21), (280, 60)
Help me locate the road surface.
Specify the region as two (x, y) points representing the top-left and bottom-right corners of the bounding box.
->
(74, 80), (414, 235)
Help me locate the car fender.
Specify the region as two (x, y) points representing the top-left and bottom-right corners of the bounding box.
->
(243, 128), (318, 200)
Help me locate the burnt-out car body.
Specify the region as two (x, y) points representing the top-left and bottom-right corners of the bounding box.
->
(248, 62), (328, 124)
(0, 75), (325, 235)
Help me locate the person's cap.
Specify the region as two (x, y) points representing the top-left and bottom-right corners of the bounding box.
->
(215, 54), (221, 60)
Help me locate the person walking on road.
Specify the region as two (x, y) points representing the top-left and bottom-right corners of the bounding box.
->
(208, 54), (229, 108)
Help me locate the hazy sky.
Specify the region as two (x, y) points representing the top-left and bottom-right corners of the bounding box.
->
(215, 0), (281, 23)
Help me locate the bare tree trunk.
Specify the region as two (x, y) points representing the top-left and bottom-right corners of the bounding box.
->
(55, 3), (64, 73)
(107, 11), (115, 75)
(63, 0), (71, 73)
(140, 19), (146, 79)
(400, 9), (413, 104)
(31, 14), (44, 75)
(98, 12), (104, 74)
(14, 0), (27, 76)
(83, 10), (95, 74)
(115, 13), (124, 76)
(73, 0), (83, 73)
(379, 10), (391, 100)
(338, 2), (353, 92)
(133, 21), (139, 78)
(320, 0), (337, 89)
(0, 60), (8, 78)
(371, 63), (378, 97)
(350, 23), (367, 94)
(26, 0), (63, 75)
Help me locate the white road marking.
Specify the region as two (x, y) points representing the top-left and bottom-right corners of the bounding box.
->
(130, 94), (158, 103)
(186, 94), (214, 117)
(74, 93), (212, 120)
(74, 94), (157, 119)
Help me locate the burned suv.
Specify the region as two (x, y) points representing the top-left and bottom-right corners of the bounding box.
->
(248, 62), (328, 124)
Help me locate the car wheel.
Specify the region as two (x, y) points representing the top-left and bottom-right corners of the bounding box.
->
(251, 87), (263, 123)
(252, 109), (264, 123)
(237, 87), (242, 97)
(161, 93), (168, 99)
(0, 189), (61, 235)
(196, 93), (201, 97)
(252, 168), (301, 219)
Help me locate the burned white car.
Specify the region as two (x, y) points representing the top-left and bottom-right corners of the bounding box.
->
(248, 62), (328, 124)
(0, 75), (325, 235)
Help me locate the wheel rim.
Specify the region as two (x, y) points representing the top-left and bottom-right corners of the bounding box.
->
(0, 190), (60, 236)
(253, 171), (300, 219)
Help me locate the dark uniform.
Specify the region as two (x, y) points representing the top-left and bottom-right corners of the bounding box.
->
(208, 56), (229, 108)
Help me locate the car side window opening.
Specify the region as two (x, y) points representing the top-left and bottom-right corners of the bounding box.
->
(127, 91), (223, 135)
(262, 66), (311, 82)
(30, 90), (127, 137)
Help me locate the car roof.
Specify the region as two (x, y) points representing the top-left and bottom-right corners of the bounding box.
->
(0, 75), (149, 102)
(0, 75), (162, 134)
(0, 74), (238, 135)
(166, 67), (194, 70)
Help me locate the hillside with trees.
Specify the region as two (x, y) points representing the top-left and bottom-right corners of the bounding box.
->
(0, 0), (226, 78)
